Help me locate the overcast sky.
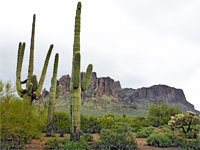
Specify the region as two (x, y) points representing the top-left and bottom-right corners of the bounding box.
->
(0, 0), (200, 111)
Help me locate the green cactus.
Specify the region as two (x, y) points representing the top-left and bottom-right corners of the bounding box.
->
(70, 2), (93, 141)
(16, 14), (53, 103)
(46, 53), (61, 137)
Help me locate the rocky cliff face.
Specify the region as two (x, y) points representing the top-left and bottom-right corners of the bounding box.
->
(58, 72), (122, 98)
(119, 85), (194, 109)
(55, 72), (197, 113)
(83, 72), (121, 98)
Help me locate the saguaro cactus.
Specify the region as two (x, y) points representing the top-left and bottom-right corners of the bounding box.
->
(46, 53), (62, 137)
(16, 14), (53, 103)
(70, 2), (93, 141)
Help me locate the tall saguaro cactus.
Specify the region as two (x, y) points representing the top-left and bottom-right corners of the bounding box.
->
(70, 2), (93, 141)
(46, 53), (62, 137)
(16, 14), (53, 103)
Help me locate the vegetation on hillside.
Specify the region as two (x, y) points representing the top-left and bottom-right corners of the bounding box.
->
(1, 81), (200, 149)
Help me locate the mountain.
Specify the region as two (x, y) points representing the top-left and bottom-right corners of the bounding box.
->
(42, 72), (200, 116)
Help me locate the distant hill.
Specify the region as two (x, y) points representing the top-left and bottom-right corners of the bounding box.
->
(41, 72), (200, 117)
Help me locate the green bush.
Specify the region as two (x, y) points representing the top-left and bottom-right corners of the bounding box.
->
(82, 133), (93, 142)
(53, 111), (70, 136)
(81, 115), (102, 133)
(62, 139), (88, 150)
(159, 125), (184, 147)
(92, 123), (137, 150)
(98, 114), (116, 129)
(147, 132), (172, 147)
(136, 130), (148, 138)
(165, 130), (184, 147)
(136, 126), (154, 138)
(147, 103), (181, 127)
(0, 97), (46, 149)
(130, 116), (153, 132)
(45, 138), (88, 150)
(45, 138), (64, 150)
(181, 137), (200, 150)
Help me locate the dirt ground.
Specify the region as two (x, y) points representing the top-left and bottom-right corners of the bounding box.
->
(24, 134), (180, 150)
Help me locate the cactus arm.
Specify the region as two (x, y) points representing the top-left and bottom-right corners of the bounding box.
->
(81, 64), (93, 91)
(72, 52), (81, 89)
(35, 45), (53, 99)
(71, 2), (81, 90)
(27, 14), (36, 82)
(73, 2), (81, 55)
(46, 53), (59, 136)
(31, 74), (38, 91)
(27, 82), (33, 95)
(56, 85), (62, 99)
(16, 42), (26, 97)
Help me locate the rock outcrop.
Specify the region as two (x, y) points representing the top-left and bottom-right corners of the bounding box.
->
(41, 88), (50, 97)
(58, 75), (70, 94)
(119, 85), (194, 110)
(58, 72), (122, 98)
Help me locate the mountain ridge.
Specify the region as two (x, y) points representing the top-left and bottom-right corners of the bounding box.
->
(42, 72), (200, 116)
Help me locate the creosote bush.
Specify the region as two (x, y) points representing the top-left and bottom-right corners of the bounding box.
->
(0, 95), (46, 149)
(82, 133), (93, 142)
(81, 116), (102, 133)
(136, 126), (154, 138)
(92, 123), (137, 150)
(147, 132), (172, 147)
(98, 113), (116, 129)
(45, 138), (88, 150)
(147, 103), (181, 127)
(53, 111), (70, 136)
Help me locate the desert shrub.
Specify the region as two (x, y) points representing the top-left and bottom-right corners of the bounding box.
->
(45, 138), (64, 150)
(37, 107), (48, 132)
(143, 126), (154, 136)
(81, 116), (102, 133)
(98, 114), (116, 129)
(0, 94), (46, 149)
(147, 132), (172, 147)
(165, 130), (184, 147)
(136, 130), (148, 138)
(160, 125), (171, 132)
(181, 137), (200, 150)
(136, 126), (154, 138)
(92, 123), (137, 150)
(130, 116), (143, 132)
(45, 138), (88, 150)
(158, 125), (184, 147)
(62, 139), (88, 150)
(147, 103), (181, 127)
(117, 115), (131, 123)
(82, 133), (93, 142)
(53, 111), (70, 136)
